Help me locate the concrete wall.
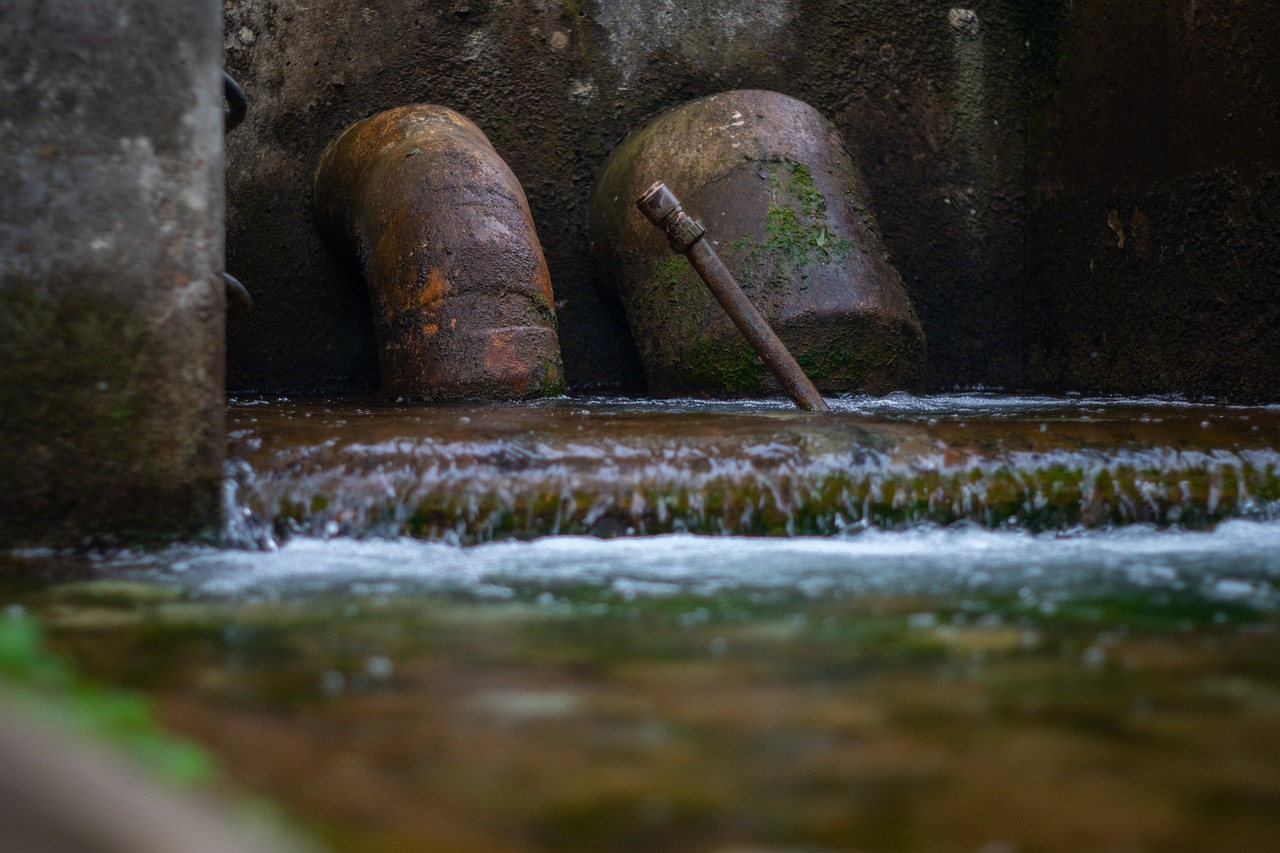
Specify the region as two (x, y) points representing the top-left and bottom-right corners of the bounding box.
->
(223, 0), (1280, 402)
(0, 0), (225, 547)
(1026, 1), (1280, 401)
(222, 0), (1029, 394)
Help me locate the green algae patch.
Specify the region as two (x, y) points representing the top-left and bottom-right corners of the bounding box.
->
(648, 253), (693, 295)
(0, 612), (214, 786)
(682, 338), (769, 396)
(238, 455), (1280, 540)
(796, 341), (870, 389)
(238, 459), (1280, 545)
(0, 284), (222, 549)
(729, 161), (855, 296)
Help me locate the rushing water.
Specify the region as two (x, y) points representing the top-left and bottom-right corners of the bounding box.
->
(5, 395), (1280, 852)
(224, 394), (1280, 546)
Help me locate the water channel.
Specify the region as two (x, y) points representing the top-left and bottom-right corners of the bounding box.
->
(4, 394), (1280, 851)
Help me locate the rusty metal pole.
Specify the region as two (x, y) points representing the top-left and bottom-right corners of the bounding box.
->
(637, 181), (830, 412)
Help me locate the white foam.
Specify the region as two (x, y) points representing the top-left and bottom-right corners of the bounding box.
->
(137, 519), (1280, 604)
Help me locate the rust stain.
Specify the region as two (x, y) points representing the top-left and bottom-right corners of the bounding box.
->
(421, 269), (450, 308)
(482, 329), (528, 392)
(1107, 209), (1126, 249)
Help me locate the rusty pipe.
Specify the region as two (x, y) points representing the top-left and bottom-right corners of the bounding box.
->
(313, 105), (564, 400)
(636, 182), (830, 412)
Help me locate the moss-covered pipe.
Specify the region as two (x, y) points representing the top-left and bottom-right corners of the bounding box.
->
(589, 90), (926, 399)
(638, 182), (829, 411)
(313, 105), (564, 400)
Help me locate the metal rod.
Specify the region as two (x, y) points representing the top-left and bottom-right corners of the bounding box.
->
(223, 71), (247, 133)
(223, 271), (252, 317)
(222, 71), (251, 316)
(636, 181), (830, 412)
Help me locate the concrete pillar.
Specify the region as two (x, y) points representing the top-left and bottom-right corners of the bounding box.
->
(0, 0), (225, 547)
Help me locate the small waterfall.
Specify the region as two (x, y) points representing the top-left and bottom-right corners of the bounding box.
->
(222, 396), (1280, 548)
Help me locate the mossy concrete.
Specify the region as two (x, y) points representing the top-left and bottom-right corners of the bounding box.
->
(222, 398), (1280, 546)
(0, 0), (226, 548)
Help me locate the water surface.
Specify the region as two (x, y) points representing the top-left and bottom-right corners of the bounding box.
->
(5, 394), (1280, 852)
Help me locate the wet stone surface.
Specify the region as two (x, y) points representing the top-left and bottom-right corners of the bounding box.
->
(224, 395), (1280, 546)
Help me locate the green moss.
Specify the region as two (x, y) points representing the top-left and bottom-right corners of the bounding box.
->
(682, 338), (768, 395)
(777, 161), (827, 219)
(0, 281), (221, 548)
(649, 253), (691, 294)
(796, 342), (869, 388)
(0, 613), (215, 786)
(730, 161), (852, 296)
(537, 366), (567, 398)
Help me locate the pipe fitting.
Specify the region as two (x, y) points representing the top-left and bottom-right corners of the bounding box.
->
(638, 182), (706, 254)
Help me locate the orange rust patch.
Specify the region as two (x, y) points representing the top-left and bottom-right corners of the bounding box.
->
(482, 329), (528, 389)
(421, 269), (451, 309)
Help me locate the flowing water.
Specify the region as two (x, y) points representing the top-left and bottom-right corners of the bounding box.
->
(223, 394), (1280, 545)
(4, 394), (1280, 851)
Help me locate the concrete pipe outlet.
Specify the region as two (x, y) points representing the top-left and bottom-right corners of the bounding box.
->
(589, 90), (926, 399)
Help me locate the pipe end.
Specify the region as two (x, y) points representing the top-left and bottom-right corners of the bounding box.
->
(636, 181), (681, 227)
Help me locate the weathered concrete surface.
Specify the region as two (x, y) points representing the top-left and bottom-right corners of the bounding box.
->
(314, 105), (564, 400)
(221, 0), (1028, 395)
(589, 90), (925, 398)
(0, 0), (226, 547)
(1026, 2), (1280, 401)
